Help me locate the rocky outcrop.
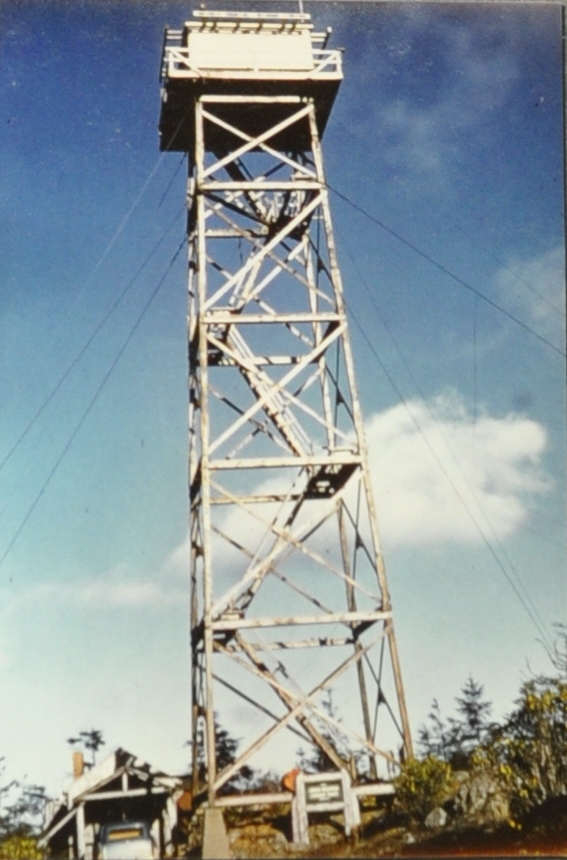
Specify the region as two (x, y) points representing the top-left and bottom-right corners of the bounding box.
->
(229, 821), (288, 857)
(452, 770), (510, 827)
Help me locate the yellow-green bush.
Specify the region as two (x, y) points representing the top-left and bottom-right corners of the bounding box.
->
(0, 835), (43, 860)
(393, 755), (454, 823)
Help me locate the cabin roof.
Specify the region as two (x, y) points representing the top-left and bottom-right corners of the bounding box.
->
(41, 748), (183, 848)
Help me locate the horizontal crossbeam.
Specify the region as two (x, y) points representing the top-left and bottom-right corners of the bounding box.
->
(209, 453), (360, 469)
(211, 609), (390, 631)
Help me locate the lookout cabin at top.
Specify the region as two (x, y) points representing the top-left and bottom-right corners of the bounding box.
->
(158, 9), (343, 154)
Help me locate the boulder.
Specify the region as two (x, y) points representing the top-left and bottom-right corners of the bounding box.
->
(424, 807), (447, 829)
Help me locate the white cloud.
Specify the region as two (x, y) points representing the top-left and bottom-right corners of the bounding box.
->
(38, 579), (161, 608)
(11, 562), (185, 612)
(159, 537), (190, 580)
(379, 37), (517, 182)
(494, 244), (565, 344)
(63, 578), (162, 607)
(339, 10), (521, 187)
(18, 392), (545, 616)
(368, 391), (549, 546)
(196, 391), (550, 561)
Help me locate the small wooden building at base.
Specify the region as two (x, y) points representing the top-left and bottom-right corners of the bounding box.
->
(41, 748), (184, 859)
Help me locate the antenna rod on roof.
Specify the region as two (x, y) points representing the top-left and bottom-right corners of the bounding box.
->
(298, 0), (304, 13)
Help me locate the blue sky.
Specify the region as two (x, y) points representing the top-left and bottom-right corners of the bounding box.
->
(0, 0), (565, 797)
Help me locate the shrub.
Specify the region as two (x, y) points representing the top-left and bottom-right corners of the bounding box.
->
(0, 835), (43, 860)
(480, 675), (567, 814)
(393, 755), (453, 823)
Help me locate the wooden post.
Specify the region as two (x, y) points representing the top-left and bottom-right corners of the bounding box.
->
(76, 803), (85, 860)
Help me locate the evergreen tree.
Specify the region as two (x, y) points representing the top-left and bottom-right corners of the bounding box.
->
(194, 714), (256, 793)
(418, 677), (493, 768)
(417, 698), (454, 761)
(455, 677), (493, 749)
(66, 728), (105, 767)
(0, 760), (47, 859)
(296, 690), (358, 774)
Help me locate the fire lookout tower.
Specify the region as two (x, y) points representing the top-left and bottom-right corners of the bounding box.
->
(159, 8), (412, 812)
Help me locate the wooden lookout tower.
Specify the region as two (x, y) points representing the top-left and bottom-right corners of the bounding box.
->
(159, 7), (413, 817)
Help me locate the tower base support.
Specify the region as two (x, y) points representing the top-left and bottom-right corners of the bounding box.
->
(202, 807), (231, 860)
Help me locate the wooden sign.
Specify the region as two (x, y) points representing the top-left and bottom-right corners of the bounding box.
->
(291, 770), (360, 845)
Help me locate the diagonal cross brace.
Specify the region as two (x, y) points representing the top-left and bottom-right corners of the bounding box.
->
(212, 628), (388, 791)
(207, 321), (344, 456)
(202, 103), (314, 180)
(207, 328), (311, 456)
(208, 474), (382, 621)
(202, 193), (322, 311)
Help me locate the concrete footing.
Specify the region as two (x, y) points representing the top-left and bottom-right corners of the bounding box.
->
(202, 807), (231, 859)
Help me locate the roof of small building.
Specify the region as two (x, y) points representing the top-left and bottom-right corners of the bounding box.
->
(41, 748), (183, 847)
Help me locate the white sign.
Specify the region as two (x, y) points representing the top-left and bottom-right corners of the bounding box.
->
(291, 770), (360, 845)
